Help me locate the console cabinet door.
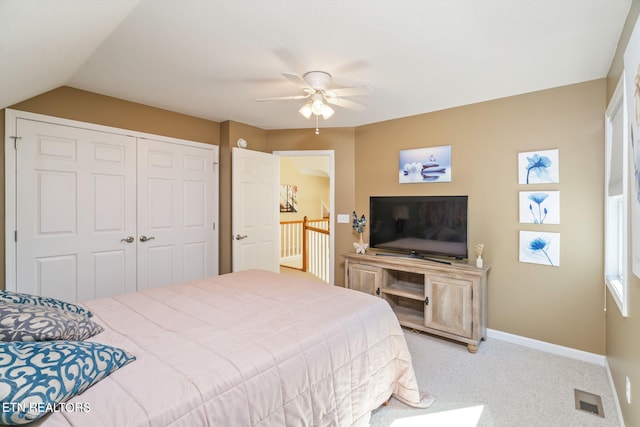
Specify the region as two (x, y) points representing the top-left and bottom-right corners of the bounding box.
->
(425, 275), (474, 338)
(347, 263), (381, 296)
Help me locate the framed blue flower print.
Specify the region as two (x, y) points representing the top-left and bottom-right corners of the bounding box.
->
(518, 191), (560, 224)
(518, 149), (559, 184)
(519, 230), (560, 267)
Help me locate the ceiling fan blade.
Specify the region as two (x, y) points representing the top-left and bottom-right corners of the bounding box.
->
(282, 72), (312, 90)
(256, 94), (310, 102)
(326, 97), (367, 111)
(326, 86), (372, 97)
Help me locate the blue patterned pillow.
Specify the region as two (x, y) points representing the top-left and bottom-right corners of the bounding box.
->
(0, 290), (93, 318)
(0, 340), (136, 424)
(0, 303), (103, 342)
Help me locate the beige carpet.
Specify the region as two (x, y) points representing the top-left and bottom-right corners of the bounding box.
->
(370, 330), (620, 427)
(279, 266), (326, 282)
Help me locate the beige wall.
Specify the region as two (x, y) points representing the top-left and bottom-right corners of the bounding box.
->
(1, 87), (220, 289)
(266, 128), (356, 285)
(355, 80), (607, 354)
(279, 157), (330, 221)
(605, 1), (640, 426)
(9, 87), (219, 144)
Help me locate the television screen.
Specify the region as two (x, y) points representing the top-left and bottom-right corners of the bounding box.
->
(369, 195), (468, 259)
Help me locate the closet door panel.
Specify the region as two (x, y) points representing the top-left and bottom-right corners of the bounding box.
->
(36, 255), (77, 303)
(147, 245), (175, 288)
(180, 145), (216, 280)
(37, 171), (77, 234)
(93, 250), (127, 298)
(15, 118), (137, 302)
(137, 139), (215, 289)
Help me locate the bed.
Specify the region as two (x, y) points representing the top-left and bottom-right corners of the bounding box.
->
(4, 269), (432, 426)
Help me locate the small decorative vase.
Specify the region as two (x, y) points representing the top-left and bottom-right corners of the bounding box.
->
(354, 233), (368, 254)
(476, 256), (483, 268)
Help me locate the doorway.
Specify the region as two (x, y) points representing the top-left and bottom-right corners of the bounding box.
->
(274, 150), (335, 284)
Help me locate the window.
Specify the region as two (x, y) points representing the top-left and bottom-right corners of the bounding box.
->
(604, 76), (628, 316)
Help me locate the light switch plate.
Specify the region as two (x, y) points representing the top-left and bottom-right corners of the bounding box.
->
(337, 214), (350, 224)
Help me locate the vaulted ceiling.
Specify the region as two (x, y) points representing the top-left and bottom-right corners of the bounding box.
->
(0, 0), (632, 130)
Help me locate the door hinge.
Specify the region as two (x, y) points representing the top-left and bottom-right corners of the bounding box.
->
(212, 222), (216, 231)
(10, 136), (21, 149)
(14, 230), (17, 242)
(424, 296), (429, 305)
(213, 162), (218, 172)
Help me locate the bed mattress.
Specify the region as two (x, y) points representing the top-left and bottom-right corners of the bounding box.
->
(34, 269), (425, 426)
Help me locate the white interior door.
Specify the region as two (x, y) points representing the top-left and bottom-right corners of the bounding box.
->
(137, 138), (217, 289)
(232, 147), (280, 272)
(15, 118), (137, 302)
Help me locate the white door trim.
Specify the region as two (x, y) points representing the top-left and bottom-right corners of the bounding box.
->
(4, 108), (219, 291)
(273, 150), (335, 284)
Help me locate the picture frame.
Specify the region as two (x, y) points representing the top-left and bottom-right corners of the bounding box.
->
(518, 149), (559, 184)
(518, 191), (560, 224)
(519, 230), (560, 267)
(399, 145), (452, 183)
(279, 184), (297, 213)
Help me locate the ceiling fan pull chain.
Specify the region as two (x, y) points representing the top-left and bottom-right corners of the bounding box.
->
(315, 114), (320, 135)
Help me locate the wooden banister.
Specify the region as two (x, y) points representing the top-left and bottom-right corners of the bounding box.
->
(302, 216), (308, 272)
(280, 217), (330, 282)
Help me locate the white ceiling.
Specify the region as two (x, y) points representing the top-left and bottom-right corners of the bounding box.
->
(0, 0), (632, 130)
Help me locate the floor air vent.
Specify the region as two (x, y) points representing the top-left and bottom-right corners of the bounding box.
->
(574, 389), (604, 418)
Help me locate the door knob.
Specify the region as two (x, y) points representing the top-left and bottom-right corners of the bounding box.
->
(139, 235), (155, 242)
(120, 236), (135, 243)
(233, 234), (248, 240)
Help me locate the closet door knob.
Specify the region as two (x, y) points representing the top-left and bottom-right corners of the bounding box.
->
(139, 235), (155, 242)
(120, 236), (134, 243)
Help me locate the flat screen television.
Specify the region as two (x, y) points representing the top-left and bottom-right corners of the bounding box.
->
(369, 195), (468, 260)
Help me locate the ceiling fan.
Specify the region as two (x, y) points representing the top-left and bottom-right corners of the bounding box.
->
(256, 71), (372, 124)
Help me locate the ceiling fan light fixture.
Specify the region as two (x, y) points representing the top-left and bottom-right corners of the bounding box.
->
(312, 100), (324, 115)
(321, 104), (335, 120)
(299, 103), (313, 119)
(262, 70), (370, 130)
(311, 93), (325, 115)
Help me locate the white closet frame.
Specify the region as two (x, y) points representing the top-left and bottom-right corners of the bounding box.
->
(4, 108), (219, 291)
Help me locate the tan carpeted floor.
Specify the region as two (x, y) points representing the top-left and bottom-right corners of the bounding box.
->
(279, 266), (327, 282)
(370, 330), (621, 427)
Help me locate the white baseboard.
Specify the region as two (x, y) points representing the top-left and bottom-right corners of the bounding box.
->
(486, 328), (606, 366)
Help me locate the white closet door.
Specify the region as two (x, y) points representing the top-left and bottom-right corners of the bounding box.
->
(15, 118), (137, 302)
(137, 139), (217, 289)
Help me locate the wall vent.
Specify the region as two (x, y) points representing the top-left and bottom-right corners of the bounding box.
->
(574, 388), (604, 418)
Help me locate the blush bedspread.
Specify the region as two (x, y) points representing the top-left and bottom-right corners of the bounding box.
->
(35, 269), (424, 426)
